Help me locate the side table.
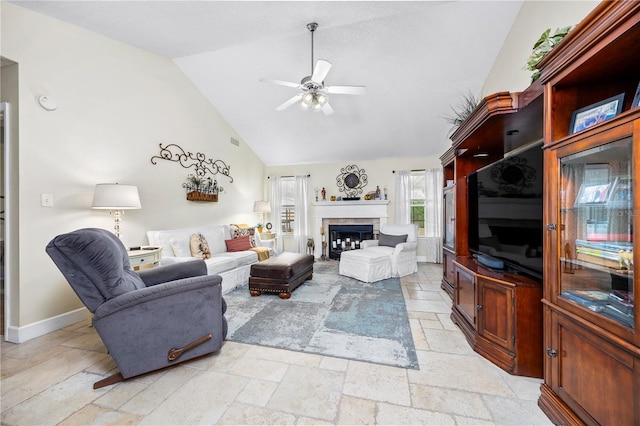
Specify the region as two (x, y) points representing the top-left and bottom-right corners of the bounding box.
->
(128, 246), (162, 270)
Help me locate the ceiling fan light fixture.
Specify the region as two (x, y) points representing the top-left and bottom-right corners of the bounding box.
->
(262, 22), (365, 115)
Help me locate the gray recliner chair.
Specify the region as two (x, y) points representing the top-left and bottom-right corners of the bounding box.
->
(46, 228), (227, 389)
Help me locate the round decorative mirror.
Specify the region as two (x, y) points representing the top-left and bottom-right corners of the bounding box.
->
(336, 165), (368, 198)
(344, 173), (360, 189)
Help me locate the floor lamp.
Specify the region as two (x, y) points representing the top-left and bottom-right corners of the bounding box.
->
(92, 183), (141, 239)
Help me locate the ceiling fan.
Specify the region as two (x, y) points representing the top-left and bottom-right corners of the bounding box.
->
(261, 22), (366, 115)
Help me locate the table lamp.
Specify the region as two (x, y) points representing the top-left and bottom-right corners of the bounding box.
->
(92, 183), (141, 238)
(253, 200), (271, 227)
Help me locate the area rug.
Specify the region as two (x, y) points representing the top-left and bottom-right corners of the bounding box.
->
(223, 262), (419, 369)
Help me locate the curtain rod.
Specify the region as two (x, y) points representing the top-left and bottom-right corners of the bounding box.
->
(392, 169), (425, 173)
(267, 174), (311, 179)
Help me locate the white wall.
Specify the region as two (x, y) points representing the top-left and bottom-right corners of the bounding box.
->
(1, 3), (265, 338)
(482, 1), (599, 95)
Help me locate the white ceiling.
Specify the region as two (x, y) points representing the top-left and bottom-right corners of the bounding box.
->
(11, 1), (523, 166)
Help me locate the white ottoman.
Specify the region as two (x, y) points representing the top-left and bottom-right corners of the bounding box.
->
(339, 249), (392, 283)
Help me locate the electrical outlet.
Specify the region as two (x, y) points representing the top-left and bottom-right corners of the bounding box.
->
(41, 193), (53, 207)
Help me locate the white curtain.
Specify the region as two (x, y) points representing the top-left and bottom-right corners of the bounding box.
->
(425, 168), (444, 263)
(269, 176), (284, 253)
(394, 170), (411, 225)
(293, 175), (309, 254)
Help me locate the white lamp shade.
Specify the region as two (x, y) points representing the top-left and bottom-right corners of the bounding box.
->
(253, 200), (271, 213)
(92, 184), (141, 209)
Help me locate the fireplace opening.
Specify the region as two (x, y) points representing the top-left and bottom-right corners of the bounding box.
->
(329, 224), (374, 260)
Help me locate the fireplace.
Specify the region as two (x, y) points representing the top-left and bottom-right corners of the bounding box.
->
(312, 200), (389, 259)
(328, 224), (374, 260)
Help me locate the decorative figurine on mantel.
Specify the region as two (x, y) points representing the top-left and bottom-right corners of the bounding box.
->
(322, 187), (326, 201)
(375, 186), (381, 200)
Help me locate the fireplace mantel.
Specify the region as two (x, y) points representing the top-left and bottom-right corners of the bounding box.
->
(312, 200), (390, 258)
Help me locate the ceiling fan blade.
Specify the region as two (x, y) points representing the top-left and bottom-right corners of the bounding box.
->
(261, 79), (300, 89)
(321, 102), (334, 115)
(311, 60), (332, 84)
(275, 94), (302, 111)
(326, 85), (367, 95)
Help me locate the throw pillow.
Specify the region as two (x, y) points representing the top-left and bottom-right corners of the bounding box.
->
(229, 225), (257, 247)
(170, 237), (191, 257)
(225, 235), (252, 252)
(378, 232), (408, 247)
(189, 233), (211, 259)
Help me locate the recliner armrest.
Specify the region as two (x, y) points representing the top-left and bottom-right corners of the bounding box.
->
(137, 259), (207, 287)
(94, 273), (222, 320)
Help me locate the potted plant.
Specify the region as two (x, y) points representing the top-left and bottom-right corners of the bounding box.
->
(183, 173), (223, 202)
(525, 26), (573, 81)
(256, 222), (264, 233)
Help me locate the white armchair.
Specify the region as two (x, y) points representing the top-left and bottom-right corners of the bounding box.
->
(361, 224), (419, 277)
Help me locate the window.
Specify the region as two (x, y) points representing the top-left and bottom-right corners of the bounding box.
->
(410, 171), (426, 236)
(280, 177), (295, 234)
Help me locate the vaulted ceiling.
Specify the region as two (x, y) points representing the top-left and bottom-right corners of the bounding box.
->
(11, 1), (523, 165)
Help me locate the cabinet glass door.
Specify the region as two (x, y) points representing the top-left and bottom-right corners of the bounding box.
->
(444, 187), (455, 249)
(558, 138), (634, 329)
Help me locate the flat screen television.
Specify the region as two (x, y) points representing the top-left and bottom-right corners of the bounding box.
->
(468, 142), (544, 279)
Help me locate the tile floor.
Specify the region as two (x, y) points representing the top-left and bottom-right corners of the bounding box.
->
(1, 262), (553, 425)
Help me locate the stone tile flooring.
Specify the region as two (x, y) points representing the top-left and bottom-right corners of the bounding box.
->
(1, 262), (553, 425)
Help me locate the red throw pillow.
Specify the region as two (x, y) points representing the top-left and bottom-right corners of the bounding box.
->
(225, 235), (252, 252)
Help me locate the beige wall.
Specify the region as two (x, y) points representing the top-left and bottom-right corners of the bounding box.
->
(482, 1), (599, 95)
(1, 3), (265, 334)
(265, 156), (442, 255)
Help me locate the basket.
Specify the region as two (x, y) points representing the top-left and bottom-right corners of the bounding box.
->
(186, 191), (218, 202)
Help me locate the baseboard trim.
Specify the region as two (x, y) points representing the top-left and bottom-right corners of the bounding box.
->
(5, 307), (88, 343)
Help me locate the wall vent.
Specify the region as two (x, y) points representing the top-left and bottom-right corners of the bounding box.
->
(230, 137), (240, 147)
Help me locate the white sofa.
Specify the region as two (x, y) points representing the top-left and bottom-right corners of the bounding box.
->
(147, 225), (274, 294)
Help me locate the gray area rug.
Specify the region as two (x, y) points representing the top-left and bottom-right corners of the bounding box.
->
(224, 262), (419, 369)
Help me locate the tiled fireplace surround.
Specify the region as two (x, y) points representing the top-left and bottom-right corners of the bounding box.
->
(312, 200), (390, 259)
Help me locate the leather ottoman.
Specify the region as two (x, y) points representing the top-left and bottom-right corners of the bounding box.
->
(249, 252), (314, 299)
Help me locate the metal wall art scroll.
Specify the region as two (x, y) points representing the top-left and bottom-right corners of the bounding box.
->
(150, 143), (233, 202)
(336, 164), (368, 199)
(150, 143), (234, 183)
(491, 155), (536, 194)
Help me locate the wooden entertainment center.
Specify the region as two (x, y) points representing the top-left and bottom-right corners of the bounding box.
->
(441, 2), (639, 424)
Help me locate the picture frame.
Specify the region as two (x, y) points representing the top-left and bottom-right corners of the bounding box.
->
(569, 93), (625, 134)
(574, 178), (617, 207)
(632, 82), (640, 108)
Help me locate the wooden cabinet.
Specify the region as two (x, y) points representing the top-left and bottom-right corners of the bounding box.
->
(537, 2), (640, 424)
(452, 257), (543, 378)
(539, 308), (636, 425)
(442, 249), (455, 296)
(454, 262), (476, 326)
(477, 276), (514, 352)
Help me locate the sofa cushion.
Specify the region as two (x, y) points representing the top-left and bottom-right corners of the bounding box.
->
(220, 250), (258, 267)
(170, 237), (191, 257)
(229, 225), (258, 247)
(379, 232), (408, 247)
(204, 256), (238, 275)
(200, 226), (229, 255)
(190, 233), (211, 259)
(148, 228), (197, 258)
(226, 235), (252, 252)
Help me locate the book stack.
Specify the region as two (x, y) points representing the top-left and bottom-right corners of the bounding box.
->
(561, 289), (634, 328)
(575, 240), (633, 268)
